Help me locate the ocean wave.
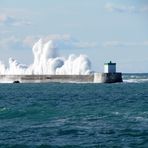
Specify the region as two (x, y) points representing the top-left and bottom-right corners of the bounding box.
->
(123, 78), (148, 83)
(123, 74), (148, 83)
(0, 107), (7, 112)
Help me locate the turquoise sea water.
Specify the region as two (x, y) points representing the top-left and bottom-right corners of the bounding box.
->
(0, 74), (148, 147)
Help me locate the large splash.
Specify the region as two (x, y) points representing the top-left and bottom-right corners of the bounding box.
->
(0, 39), (92, 75)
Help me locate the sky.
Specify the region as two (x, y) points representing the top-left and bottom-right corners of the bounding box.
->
(0, 0), (148, 73)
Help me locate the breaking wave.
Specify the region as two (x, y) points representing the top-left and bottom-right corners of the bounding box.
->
(0, 39), (92, 75)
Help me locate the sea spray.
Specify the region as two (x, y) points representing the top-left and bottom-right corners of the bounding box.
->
(0, 39), (91, 75)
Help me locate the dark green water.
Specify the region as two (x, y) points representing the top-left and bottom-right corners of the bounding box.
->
(0, 76), (148, 147)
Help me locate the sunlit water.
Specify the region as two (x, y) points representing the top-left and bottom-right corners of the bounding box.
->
(0, 74), (148, 147)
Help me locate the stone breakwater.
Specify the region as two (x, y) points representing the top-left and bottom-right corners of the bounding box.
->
(0, 73), (122, 83)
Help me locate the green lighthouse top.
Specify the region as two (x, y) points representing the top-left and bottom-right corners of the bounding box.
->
(104, 61), (116, 66)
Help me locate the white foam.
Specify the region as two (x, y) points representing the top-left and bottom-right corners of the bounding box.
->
(123, 79), (148, 83)
(0, 39), (92, 75)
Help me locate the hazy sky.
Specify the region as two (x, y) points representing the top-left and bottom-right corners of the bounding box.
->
(0, 0), (148, 73)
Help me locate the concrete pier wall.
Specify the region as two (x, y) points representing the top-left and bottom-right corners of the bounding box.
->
(94, 73), (122, 83)
(0, 75), (94, 83)
(0, 73), (122, 83)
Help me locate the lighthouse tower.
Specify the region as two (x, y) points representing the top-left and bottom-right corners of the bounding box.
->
(104, 61), (116, 73)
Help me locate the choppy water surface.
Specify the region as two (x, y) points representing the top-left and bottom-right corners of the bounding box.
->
(0, 74), (148, 147)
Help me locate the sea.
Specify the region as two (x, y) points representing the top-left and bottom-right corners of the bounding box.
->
(0, 73), (148, 148)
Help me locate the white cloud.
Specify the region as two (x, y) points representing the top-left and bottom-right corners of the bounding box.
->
(0, 34), (97, 51)
(1, 35), (147, 51)
(103, 41), (125, 48)
(0, 36), (29, 50)
(21, 34), (73, 49)
(22, 34), (73, 47)
(23, 36), (40, 47)
(0, 14), (31, 26)
(105, 3), (148, 13)
(143, 41), (148, 46)
(103, 41), (148, 48)
(74, 42), (97, 49)
(22, 34), (97, 49)
(141, 6), (148, 12)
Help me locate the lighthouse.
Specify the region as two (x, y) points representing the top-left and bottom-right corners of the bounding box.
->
(104, 61), (116, 73)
